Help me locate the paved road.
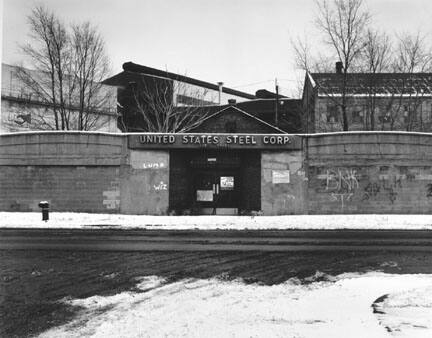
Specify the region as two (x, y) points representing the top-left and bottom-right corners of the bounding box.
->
(2, 228), (432, 251)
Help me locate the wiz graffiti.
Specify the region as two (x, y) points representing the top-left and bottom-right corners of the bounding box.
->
(154, 181), (168, 191)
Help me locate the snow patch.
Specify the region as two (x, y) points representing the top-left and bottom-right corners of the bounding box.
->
(374, 286), (432, 337)
(3, 212), (432, 230)
(39, 273), (432, 338)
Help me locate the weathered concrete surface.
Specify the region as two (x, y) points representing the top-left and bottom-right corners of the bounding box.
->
(307, 132), (432, 214)
(120, 150), (169, 215)
(261, 151), (307, 215)
(0, 133), (168, 214)
(0, 132), (125, 166)
(2, 131), (432, 215)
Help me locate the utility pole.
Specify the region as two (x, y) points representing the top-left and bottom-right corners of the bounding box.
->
(275, 78), (279, 127)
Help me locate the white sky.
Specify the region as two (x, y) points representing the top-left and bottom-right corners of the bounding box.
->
(2, 0), (432, 97)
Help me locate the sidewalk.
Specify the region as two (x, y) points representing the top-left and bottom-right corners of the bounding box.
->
(1, 212), (432, 230)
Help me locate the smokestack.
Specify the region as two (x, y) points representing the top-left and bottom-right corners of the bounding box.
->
(217, 82), (224, 105)
(336, 61), (343, 74)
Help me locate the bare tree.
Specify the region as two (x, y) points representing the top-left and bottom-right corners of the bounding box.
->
(361, 29), (393, 73)
(315, 0), (371, 130)
(359, 29), (393, 129)
(15, 5), (113, 131)
(393, 32), (432, 73)
(120, 74), (213, 133)
(291, 35), (334, 74)
(71, 22), (111, 130)
(377, 32), (432, 131)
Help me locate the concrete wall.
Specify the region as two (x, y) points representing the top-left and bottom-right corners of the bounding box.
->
(120, 150), (169, 215)
(0, 132), (169, 214)
(2, 131), (432, 215)
(306, 132), (432, 214)
(261, 151), (307, 215)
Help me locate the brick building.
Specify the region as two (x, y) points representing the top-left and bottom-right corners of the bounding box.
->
(103, 62), (302, 133)
(302, 65), (432, 133)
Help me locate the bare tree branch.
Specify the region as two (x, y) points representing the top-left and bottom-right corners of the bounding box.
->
(314, 0), (371, 130)
(13, 5), (114, 131)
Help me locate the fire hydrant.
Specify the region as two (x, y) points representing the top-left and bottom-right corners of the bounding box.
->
(38, 201), (49, 222)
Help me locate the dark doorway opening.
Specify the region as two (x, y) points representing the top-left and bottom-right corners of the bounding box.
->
(169, 150), (261, 215)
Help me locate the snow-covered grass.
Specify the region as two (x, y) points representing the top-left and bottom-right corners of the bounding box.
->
(1, 212), (432, 230)
(38, 272), (432, 338)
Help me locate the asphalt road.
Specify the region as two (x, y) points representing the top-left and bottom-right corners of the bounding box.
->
(2, 228), (432, 251)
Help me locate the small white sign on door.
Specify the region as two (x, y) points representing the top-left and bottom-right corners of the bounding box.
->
(272, 170), (290, 184)
(197, 190), (213, 201)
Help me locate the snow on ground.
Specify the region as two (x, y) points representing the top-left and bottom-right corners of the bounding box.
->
(2, 212), (432, 230)
(374, 286), (432, 336)
(38, 272), (432, 338)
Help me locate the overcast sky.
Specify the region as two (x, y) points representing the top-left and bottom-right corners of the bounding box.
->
(2, 0), (432, 97)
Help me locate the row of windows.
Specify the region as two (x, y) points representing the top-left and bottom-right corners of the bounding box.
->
(324, 104), (432, 124)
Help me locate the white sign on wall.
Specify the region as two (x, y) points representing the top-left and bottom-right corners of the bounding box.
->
(272, 170), (290, 184)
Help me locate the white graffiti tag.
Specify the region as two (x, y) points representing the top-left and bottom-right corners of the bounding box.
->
(318, 169), (359, 192)
(153, 181), (168, 191)
(330, 193), (353, 209)
(316, 168), (359, 209)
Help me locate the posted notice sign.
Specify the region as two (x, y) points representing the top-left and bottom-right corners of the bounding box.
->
(272, 170), (290, 184)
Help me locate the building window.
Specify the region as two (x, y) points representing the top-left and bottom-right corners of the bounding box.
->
(176, 94), (214, 106)
(403, 105), (417, 124)
(326, 105), (339, 123)
(352, 110), (364, 124)
(429, 104), (432, 121)
(378, 112), (391, 123)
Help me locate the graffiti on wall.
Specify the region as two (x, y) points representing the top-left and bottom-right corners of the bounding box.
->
(427, 184), (432, 198)
(318, 169), (359, 193)
(329, 192), (353, 209)
(153, 181), (168, 191)
(143, 162), (166, 169)
(362, 176), (402, 204)
(316, 168), (360, 208)
(314, 165), (432, 209)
